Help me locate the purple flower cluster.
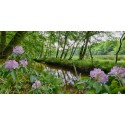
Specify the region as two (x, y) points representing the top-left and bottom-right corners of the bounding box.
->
(5, 59), (28, 70)
(5, 60), (19, 70)
(109, 66), (125, 78)
(20, 60), (28, 67)
(90, 68), (108, 84)
(32, 80), (41, 89)
(13, 46), (24, 54)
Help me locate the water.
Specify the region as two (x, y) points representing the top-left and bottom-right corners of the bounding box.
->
(41, 63), (88, 93)
(44, 64), (80, 85)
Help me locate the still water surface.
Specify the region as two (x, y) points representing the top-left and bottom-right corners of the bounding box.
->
(42, 63), (88, 93)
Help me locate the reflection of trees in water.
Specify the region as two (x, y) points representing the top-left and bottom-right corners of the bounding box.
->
(44, 67), (79, 86)
(44, 66), (85, 93)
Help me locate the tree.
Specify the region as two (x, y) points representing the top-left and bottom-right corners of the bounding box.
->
(115, 32), (125, 64)
(60, 31), (69, 59)
(0, 31), (27, 59)
(78, 31), (99, 60)
(0, 31), (6, 55)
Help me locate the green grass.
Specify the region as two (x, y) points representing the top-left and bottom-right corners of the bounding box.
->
(38, 55), (125, 73)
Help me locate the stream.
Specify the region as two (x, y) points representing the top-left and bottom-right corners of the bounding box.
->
(41, 63), (88, 93)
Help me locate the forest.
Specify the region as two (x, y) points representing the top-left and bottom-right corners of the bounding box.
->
(0, 31), (125, 94)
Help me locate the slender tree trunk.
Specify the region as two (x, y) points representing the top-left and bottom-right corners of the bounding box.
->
(68, 42), (80, 60)
(69, 45), (75, 59)
(0, 31), (27, 59)
(60, 32), (68, 59)
(80, 38), (89, 60)
(88, 46), (94, 66)
(63, 46), (70, 59)
(44, 43), (49, 58)
(39, 42), (44, 58)
(79, 31), (90, 60)
(56, 31), (61, 58)
(115, 32), (125, 64)
(79, 42), (85, 60)
(49, 40), (52, 57)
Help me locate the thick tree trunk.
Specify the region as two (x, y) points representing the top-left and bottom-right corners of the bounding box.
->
(0, 31), (27, 59)
(0, 31), (6, 55)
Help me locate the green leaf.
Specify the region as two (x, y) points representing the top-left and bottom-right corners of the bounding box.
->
(103, 84), (111, 94)
(11, 70), (16, 82)
(110, 80), (119, 89)
(106, 76), (115, 86)
(111, 87), (125, 94)
(85, 89), (95, 94)
(0, 71), (3, 76)
(20, 67), (24, 73)
(77, 84), (84, 90)
(30, 75), (37, 83)
(120, 78), (125, 86)
(93, 82), (102, 93)
(3, 71), (9, 78)
(86, 79), (94, 89)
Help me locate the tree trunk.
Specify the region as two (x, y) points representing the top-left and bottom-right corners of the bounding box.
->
(115, 32), (125, 64)
(0, 31), (27, 59)
(88, 46), (94, 66)
(80, 38), (89, 60)
(60, 32), (68, 59)
(56, 31), (61, 58)
(63, 46), (70, 59)
(79, 31), (90, 60)
(79, 42), (85, 60)
(68, 41), (80, 60)
(0, 31), (6, 55)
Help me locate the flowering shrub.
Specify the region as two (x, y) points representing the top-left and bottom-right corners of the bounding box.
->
(20, 60), (28, 67)
(90, 68), (108, 84)
(2, 46), (125, 94)
(13, 46), (24, 54)
(32, 80), (41, 89)
(5, 60), (19, 70)
(109, 66), (125, 78)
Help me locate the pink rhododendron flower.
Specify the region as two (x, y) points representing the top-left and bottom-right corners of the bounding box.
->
(109, 66), (125, 78)
(20, 60), (28, 67)
(32, 80), (41, 89)
(90, 68), (108, 84)
(13, 46), (24, 54)
(5, 60), (19, 70)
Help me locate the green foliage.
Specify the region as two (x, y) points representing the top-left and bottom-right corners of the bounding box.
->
(1, 31), (125, 94)
(91, 40), (117, 55)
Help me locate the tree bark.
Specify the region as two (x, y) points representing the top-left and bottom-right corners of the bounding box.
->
(0, 31), (6, 55)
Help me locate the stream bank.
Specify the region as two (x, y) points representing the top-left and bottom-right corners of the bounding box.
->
(33, 58), (94, 75)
